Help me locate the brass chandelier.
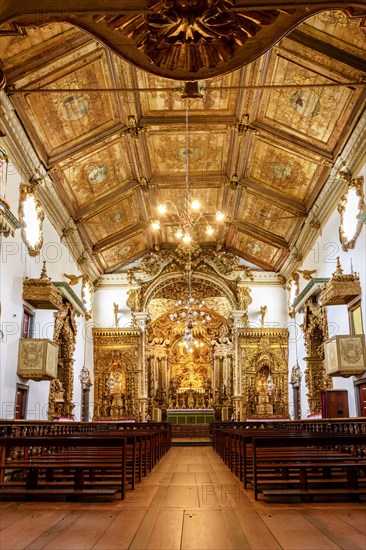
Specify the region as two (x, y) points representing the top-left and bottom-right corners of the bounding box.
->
(151, 102), (225, 244)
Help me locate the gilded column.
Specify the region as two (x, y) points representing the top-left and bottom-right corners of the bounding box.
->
(229, 310), (247, 420)
(133, 312), (150, 420)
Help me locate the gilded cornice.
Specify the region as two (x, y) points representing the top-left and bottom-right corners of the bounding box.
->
(52, 282), (86, 316)
(93, 328), (141, 338)
(237, 327), (289, 339)
(292, 278), (329, 313)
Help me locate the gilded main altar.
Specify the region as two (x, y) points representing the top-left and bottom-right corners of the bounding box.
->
(91, 248), (292, 421)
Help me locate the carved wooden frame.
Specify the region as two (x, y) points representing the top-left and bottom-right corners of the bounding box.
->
(338, 175), (365, 252)
(287, 272), (299, 314)
(81, 277), (94, 319)
(18, 184), (44, 257)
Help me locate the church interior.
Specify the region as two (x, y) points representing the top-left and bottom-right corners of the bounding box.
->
(0, 1), (366, 547)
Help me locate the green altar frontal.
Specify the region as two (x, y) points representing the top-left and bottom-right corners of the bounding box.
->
(167, 409), (214, 424)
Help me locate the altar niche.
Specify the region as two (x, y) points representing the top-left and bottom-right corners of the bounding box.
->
(146, 296), (234, 422)
(239, 328), (289, 419)
(92, 328), (142, 421)
(168, 337), (213, 410)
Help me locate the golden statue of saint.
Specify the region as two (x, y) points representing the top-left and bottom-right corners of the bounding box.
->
(113, 302), (119, 328)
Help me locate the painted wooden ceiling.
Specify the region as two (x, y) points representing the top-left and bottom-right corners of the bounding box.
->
(1, 7), (366, 274)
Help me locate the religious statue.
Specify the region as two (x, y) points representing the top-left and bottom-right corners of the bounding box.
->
(260, 305), (267, 328)
(126, 288), (143, 312)
(290, 364), (302, 387)
(255, 368), (273, 415)
(256, 372), (268, 394)
(237, 285), (252, 310)
(113, 302), (119, 328)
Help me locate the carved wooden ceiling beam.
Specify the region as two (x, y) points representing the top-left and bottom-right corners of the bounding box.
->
(232, 220), (290, 251)
(92, 223), (146, 253)
(74, 180), (140, 222)
(1, 1), (365, 80)
(240, 179), (307, 214)
(104, 250), (148, 274)
(227, 245), (277, 271)
(289, 30), (366, 73)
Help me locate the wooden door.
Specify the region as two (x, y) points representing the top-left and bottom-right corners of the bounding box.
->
(357, 383), (366, 417)
(15, 385), (28, 419)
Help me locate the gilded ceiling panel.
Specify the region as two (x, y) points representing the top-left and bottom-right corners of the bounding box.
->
(149, 131), (227, 176)
(135, 69), (239, 114)
(81, 194), (140, 242)
(231, 230), (285, 270)
(301, 12), (366, 57)
(99, 232), (147, 271)
(12, 52), (119, 158)
(53, 136), (134, 210)
(236, 193), (301, 240)
(246, 139), (320, 202)
(0, 23), (75, 67)
(261, 52), (357, 148)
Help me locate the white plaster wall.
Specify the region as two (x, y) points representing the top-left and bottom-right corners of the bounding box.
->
(0, 156), (88, 420)
(93, 287), (131, 329)
(289, 164), (366, 418)
(248, 285), (288, 329)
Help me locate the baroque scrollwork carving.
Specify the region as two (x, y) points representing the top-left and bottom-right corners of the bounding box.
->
(127, 287), (144, 312)
(48, 302), (77, 419)
(18, 184), (44, 257)
(301, 297), (332, 415)
(239, 329), (289, 419)
(93, 0), (287, 75)
(205, 246), (241, 277)
(93, 328), (142, 420)
(319, 256), (361, 306)
(23, 261), (63, 310)
(130, 245), (250, 286)
(338, 172), (365, 251)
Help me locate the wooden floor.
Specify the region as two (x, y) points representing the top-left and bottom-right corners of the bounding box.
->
(1, 446), (365, 550)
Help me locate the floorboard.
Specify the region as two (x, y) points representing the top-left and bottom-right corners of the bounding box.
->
(0, 446), (365, 550)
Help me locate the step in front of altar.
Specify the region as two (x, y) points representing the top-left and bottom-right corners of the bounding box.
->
(171, 423), (210, 439)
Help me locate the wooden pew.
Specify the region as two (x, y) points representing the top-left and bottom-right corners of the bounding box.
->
(251, 433), (366, 501)
(0, 427), (171, 501)
(212, 426), (366, 502)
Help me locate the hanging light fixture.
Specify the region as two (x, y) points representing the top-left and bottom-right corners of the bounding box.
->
(169, 233), (211, 353)
(151, 102), (225, 243)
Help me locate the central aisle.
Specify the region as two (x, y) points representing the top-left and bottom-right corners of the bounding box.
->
(0, 446), (365, 549)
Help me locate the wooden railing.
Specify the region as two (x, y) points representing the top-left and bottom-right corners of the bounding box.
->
(0, 420), (171, 438)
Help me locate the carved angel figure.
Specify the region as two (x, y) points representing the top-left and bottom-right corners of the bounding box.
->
(64, 273), (83, 286)
(237, 286), (252, 310)
(298, 269), (317, 280)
